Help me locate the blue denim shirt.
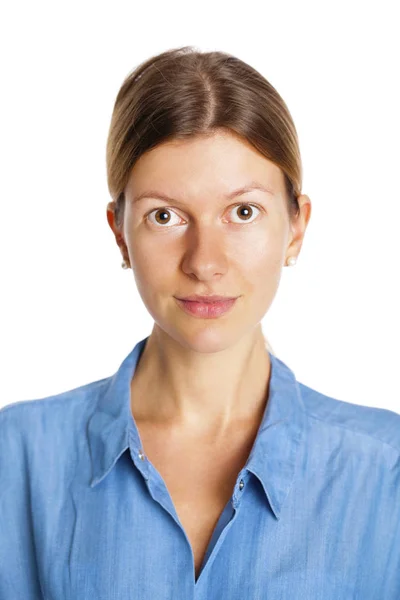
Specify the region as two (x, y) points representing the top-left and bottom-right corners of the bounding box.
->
(1, 336), (400, 599)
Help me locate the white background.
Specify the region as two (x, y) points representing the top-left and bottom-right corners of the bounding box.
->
(0, 1), (398, 412)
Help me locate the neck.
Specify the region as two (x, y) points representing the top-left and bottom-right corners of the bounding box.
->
(130, 325), (271, 439)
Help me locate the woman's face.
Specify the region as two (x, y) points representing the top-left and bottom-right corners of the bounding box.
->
(107, 129), (311, 352)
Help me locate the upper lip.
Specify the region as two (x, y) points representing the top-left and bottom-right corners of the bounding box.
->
(176, 294), (239, 303)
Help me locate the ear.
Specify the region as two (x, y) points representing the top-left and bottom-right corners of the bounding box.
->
(106, 202), (130, 263)
(106, 201), (119, 236)
(287, 194), (312, 257)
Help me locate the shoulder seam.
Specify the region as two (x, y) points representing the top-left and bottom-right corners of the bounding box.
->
(306, 410), (400, 455)
(0, 377), (109, 417)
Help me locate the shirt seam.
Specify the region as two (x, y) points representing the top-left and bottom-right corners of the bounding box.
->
(305, 410), (400, 456)
(0, 378), (109, 416)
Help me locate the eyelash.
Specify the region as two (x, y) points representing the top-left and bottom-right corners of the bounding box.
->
(145, 203), (263, 228)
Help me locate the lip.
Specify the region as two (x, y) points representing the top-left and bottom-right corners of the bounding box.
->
(174, 297), (239, 319)
(176, 295), (238, 303)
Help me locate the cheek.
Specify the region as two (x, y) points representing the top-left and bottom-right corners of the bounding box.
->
(129, 235), (176, 292)
(246, 254), (283, 307)
(231, 230), (284, 281)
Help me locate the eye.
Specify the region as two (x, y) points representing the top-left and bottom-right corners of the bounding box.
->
(145, 203), (262, 228)
(146, 208), (182, 227)
(229, 203), (261, 224)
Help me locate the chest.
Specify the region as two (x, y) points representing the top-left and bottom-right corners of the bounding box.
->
(136, 422), (257, 579)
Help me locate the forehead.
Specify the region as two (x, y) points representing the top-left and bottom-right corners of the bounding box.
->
(125, 130), (286, 201)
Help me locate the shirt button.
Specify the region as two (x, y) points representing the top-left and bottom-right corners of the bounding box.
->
(138, 451), (145, 460)
(239, 479), (244, 490)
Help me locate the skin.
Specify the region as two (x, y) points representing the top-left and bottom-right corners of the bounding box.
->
(106, 128), (311, 442)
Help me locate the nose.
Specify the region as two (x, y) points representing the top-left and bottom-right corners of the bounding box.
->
(180, 224), (229, 280)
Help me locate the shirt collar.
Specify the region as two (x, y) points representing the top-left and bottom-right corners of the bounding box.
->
(87, 336), (307, 520)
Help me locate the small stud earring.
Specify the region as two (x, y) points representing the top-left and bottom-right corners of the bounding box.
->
(121, 260), (129, 269)
(287, 256), (297, 266)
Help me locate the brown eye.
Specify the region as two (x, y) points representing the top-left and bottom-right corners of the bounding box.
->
(146, 208), (181, 227)
(237, 205), (252, 220)
(154, 209), (172, 225)
(230, 204), (261, 223)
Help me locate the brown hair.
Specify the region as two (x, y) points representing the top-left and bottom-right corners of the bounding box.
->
(106, 45), (304, 355)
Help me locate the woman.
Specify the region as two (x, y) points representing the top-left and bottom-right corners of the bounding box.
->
(1, 46), (399, 599)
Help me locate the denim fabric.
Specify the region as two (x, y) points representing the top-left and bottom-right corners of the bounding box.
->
(1, 335), (400, 599)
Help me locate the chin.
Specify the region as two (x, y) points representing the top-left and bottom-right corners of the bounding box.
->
(162, 321), (247, 354)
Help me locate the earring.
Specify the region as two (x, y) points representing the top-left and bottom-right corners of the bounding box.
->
(121, 260), (129, 269)
(287, 256), (297, 266)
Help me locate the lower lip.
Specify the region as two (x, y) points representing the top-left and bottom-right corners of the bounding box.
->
(175, 298), (238, 318)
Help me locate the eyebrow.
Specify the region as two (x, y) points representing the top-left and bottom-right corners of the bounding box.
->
(131, 181), (274, 205)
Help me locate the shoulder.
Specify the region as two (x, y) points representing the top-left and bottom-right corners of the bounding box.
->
(298, 380), (400, 456)
(0, 376), (110, 453)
